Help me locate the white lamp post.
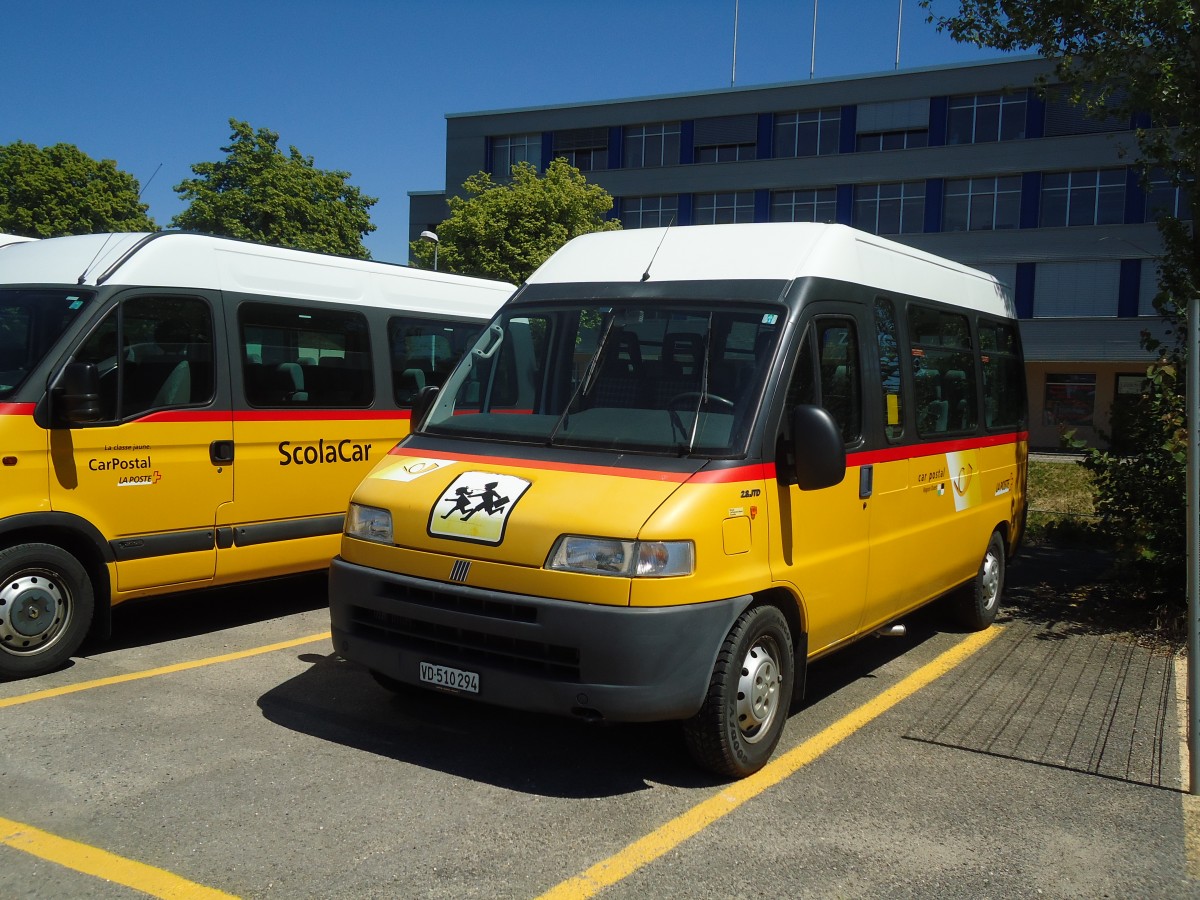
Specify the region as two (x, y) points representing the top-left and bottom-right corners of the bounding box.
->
(420, 230), (439, 271)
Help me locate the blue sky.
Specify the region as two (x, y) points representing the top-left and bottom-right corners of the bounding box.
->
(4, 1), (1007, 263)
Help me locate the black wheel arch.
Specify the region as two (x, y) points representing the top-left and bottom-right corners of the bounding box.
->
(0, 512), (114, 641)
(748, 587), (808, 705)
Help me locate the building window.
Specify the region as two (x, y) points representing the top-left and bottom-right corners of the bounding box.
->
(1040, 169), (1126, 227)
(1043, 85), (1129, 137)
(695, 143), (755, 163)
(770, 188), (837, 223)
(552, 128), (608, 172)
(1043, 373), (1096, 427)
(1137, 258), (1166, 316)
(852, 181), (925, 235)
(943, 175), (1022, 231)
(623, 122), (680, 168)
(774, 108), (840, 158)
(489, 133), (540, 177)
(620, 195), (679, 229)
(855, 130), (928, 152)
(1033, 261), (1120, 316)
(693, 191), (755, 224)
(1145, 168), (1193, 221)
(694, 114), (757, 163)
(946, 93), (1026, 144)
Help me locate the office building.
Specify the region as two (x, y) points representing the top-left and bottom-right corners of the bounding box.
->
(411, 56), (1186, 450)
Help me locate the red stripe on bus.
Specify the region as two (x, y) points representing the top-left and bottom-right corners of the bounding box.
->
(387, 447), (703, 482)
(391, 431), (1027, 483)
(232, 409), (410, 423)
(848, 431), (1028, 466)
(0, 405), (414, 424)
(137, 410), (234, 423)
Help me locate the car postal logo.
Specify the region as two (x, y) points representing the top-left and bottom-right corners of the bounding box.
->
(429, 471), (531, 545)
(945, 449), (982, 512)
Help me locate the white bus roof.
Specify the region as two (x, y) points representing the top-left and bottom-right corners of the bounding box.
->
(0, 232), (514, 320)
(0, 234), (37, 249)
(526, 223), (1014, 319)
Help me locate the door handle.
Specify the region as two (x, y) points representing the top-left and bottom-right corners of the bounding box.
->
(210, 440), (234, 465)
(859, 463), (873, 500)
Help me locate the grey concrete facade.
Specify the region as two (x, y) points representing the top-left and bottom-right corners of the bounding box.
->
(410, 56), (1183, 450)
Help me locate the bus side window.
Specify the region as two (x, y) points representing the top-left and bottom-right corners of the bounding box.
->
(874, 297), (904, 441)
(817, 319), (862, 445)
(388, 316), (485, 408)
(909, 305), (977, 438)
(240, 303), (372, 408)
(786, 317), (862, 445)
(979, 320), (1024, 429)
(119, 296), (215, 418)
(72, 311), (120, 421)
(785, 326), (817, 408)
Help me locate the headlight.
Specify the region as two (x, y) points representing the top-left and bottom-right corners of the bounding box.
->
(547, 536), (694, 577)
(345, 503), (393, 544)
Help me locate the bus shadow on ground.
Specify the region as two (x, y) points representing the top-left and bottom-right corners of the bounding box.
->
(256, 610), (942, 799)
(87, 572), (330, 654)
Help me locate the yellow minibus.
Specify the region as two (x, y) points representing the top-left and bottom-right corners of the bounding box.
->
(0, 231), (513, 679)
(328, 223), (1027, 777)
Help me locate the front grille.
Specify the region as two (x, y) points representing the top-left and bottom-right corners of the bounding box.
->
(349, 600), (580, 682)
(380, 581), (538, 623)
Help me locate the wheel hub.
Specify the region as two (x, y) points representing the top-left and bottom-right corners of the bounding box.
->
(1, 574), (66, 649)
(980, 553), (1001, 610)
(736, 642), (781, 743)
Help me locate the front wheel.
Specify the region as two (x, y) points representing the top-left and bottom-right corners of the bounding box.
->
(683, 604), (794, 779)
(952, 530), (1005, 631)
(0, 543), (95, 680)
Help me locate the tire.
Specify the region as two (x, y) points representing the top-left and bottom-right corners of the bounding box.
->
(0, 543), (95, 680)
(683, 604), (794, 779)
(953, 530), (1005, 631)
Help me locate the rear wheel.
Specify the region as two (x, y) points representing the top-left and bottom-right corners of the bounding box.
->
(683, 604), (794, 779)
(0, 543), (94, 680)
(953, 530), (1005, 631)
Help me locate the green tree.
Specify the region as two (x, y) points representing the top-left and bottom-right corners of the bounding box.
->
(921, 1), (1197, 596)
(410, 158), (621, 283)
(0, 141), (155, 237)
(173, 119), (377, 259)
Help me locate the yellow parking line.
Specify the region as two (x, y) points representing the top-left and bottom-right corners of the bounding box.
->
(0, 631), (332, 710)
(537, 626), (1001, 900)
(1, 814), (238, 899)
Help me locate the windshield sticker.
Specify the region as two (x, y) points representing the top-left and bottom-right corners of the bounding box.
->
(377, 457), (455, 482)
(429, 471), (531, 545)
(761, 313), (778, 325)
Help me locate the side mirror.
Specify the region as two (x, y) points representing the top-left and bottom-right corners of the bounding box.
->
(52, 362), (103, 426)
(410, 385), (440, 431)
(791, 404), (846, 491)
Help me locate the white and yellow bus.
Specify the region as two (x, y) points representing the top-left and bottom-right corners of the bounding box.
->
(328, 223), (1028, 778)
(0, 231), (513, 679)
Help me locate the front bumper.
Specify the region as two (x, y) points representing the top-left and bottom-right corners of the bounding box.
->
(328, 556), (753, 722)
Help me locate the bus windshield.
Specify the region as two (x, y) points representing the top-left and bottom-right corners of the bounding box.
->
(421, 301), (784, 457)
(0, 289), (95, 400)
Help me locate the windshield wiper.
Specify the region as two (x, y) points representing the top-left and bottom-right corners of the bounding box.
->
(683, 316), (715, 454)
(547, 309), (619, 446)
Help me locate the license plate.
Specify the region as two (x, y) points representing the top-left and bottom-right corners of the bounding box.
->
(419, 661), (480, 694)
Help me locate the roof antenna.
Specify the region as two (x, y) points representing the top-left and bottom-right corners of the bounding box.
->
(78, 162), (163, 285)
(641, 216), (675, 282)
